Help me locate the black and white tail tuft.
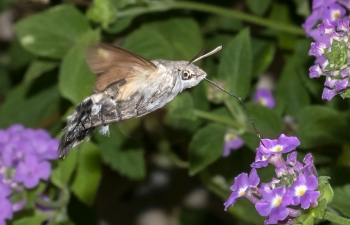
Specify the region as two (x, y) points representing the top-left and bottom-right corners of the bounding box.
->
(58, 98), (97, 157)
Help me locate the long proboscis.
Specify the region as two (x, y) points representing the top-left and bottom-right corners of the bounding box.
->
(204, 78), (263, 142)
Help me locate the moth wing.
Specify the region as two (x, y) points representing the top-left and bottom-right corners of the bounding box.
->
(86, 43), (157, 92)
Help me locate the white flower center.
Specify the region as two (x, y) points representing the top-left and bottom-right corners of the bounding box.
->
(225, 133), (236, 142)
(238, 187), (246, 196)
(258, 98), (267, 106)
(271, 145), (283, 152)
(272, 195), (282, 207)
(331, 10), (341, 21)
(295, 185), (307, 197)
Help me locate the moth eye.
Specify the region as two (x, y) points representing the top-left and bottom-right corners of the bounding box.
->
(181, 70), (192, 80)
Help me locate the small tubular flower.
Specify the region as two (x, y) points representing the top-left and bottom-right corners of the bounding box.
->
(253, 88), (275, 108)
(222, 132), (244, 157)
(0, 124), (59, 224)
(288, 174), (320, 209)
(224, 135), (322, 224)
(223, 168), (260, 210)
(309, 18), (350, 101)
(255, 185), (291, 224)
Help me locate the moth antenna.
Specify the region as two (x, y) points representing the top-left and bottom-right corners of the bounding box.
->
(185, 46), (222, 70)
(191, 46), (222, 64)
(187, 47), (207, 65)
(204, 78), (264, 144)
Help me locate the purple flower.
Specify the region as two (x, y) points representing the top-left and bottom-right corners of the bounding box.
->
(224, 168), (260, 210)
(251, 148), (270, 168)
(251, 135), (300, 169)
(302, 153), (318, 177)
(30, 138), (59, 160)
(12, 199), (26, 212)
(253, 89), (275, 108)
(309, 64), (323, 78)
(14, 154), (51, 188)
(303, 0), (347, 42)
(258, 134), (300, 155)
(308, 17), (350, 101)
(0, 182), (11, 199)
(288, 174), (320, 209)
(255, 185), (291, 224)
(309, 42), (327, 57)
(0, 198), (12, 225)
(222, 133), (244, 157)
(286, 152), (297, 166)
(324, 3), (346, 24)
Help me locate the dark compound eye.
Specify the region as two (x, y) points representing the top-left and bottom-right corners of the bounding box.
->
(181, 70), (192, 80)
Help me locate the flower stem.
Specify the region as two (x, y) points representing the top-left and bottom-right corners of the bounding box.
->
(35, 187), (70, 208)
(193, 109), (242, 128)
(324, 211), (350, 225)
(116, 1), (305, 36)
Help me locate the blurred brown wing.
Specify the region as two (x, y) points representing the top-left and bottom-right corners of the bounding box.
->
(86, 43), (157, 92)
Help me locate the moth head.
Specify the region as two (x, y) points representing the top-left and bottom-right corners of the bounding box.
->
(177, 63), (207, 89)
(178, 46), (222, 89)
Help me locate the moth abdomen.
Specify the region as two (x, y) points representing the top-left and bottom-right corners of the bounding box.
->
(58, 93), (119, 157)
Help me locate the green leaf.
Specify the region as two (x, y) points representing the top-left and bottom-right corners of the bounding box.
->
(105, 17), (133, 34)
(251, 39), (275, 77)
(218, 29), (252, 99)
(295, 212), (314, 225)
(110, 0), (129, 9)
(12, 211), (49, 225)
(0, 82), (61, 128)
(14, 4), (91, 58)
(276, 56), (310, 116)
(0, 64), (11, 94)
(0, 0), (20, 12)
(71, 142), (101, 206)
(51, 148), (78, 189)
(59, 29), (100, 104)
(311, 199), (327, 219)
(317, 176), (334, 204)
(241, 133), (260, 151)
(293, 0), (311, 17)
(9, 38), (33, 69)
(164, 92), (199, 131)
(86, 0), (116, 29)
(341, 89), (350, 98)
(96, 125), (146, 180)
(150, 18), (204, 60)
(297, 106), (350, 148)
(246, 103), (283, 136)
(246, 0), (272, 15)
(24, 59), (59, 82)
(202, 16), (243, 34)
(123, 25), (173, 60)
(311, 177), (333, 219)
(24, 181), (47, 208)
(330, 184), (350, 217)
(191, 84), (210, 111)
(337, 144), (350, 167)
(124, 18), (204, 61)
(189, 123), (226, 176)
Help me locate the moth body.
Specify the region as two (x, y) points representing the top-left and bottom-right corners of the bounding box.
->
(58, 52), (209, 157)
(55, 43), (272, 160)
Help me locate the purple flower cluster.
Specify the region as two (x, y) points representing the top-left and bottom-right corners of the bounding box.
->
(222, 132), (244, 157)
(308, 18), (350, 100)
(224, 134), (320, 224)
(303, 0), (348, 43)
(0, 124), (58, 225)
(253, 88), (275, 108)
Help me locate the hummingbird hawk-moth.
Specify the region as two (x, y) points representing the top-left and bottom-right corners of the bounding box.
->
(58, 43), (222, 157)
